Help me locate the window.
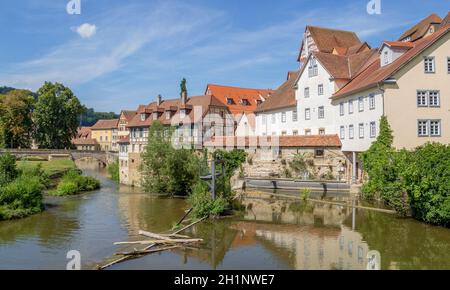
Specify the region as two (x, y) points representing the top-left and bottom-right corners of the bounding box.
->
(305, 108), (311, 120)
(227, 98), (235, 105)
(140, 113), (146, 121)
(262, 115), (267, 124)
(418, 120), (429, 136)
(271, 114), (276, 124)
(180, 109), (186, 119)
(139, 144), (142, 152)
(340, 103), (344, 116)
(370, 122), (376, 138)
(384, 51), (389, 65)
(319, 128), (325, 135)
(272, 132), (276, 136)
(100, 136), (103, 141)
(293, 130), (298, 136)
(424, 57), (435, 73)
(304, 87), (310, 98)
(430, 120), (441, 136)
(281, 112), (286, 123)
(257, 100), (263, 106)
(359, 123), (364, 139)
(318, 106), (325, 119)
(166, 111), (171, 120)
(349, 125), (354, 139)
(281, 131), (287, 136)
(417, 90), (428, 106)
(348, 100), (354, 114)
(308, 58), (318, 77)
(305, 129), (311, 136)
(315, 149), (324, 158)
(292, 110), (298, 122)
(369, 94), (375, 110)
(340, 126), (345, 139)
(447, 57), (450, 74)
(241, 99), (250, 106)
(318, 84), (324, 95)
(358, 97), (364, 112)
(429, 91), (440, 107)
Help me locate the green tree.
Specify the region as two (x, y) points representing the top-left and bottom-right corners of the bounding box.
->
(0, 153), (19, 187)
(33, 82), (84, 149)
(0, 89), (35, 148)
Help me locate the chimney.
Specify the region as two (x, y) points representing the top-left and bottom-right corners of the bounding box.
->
(157, 94), (162, 106)
(181, 91), (187, 105)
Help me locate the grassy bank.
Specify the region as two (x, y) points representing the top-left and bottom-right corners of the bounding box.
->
(17, 159), (76, 176)
(49, 170), (100, 196)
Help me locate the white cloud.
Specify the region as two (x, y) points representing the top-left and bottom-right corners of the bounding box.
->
(74, 23), (97, 38)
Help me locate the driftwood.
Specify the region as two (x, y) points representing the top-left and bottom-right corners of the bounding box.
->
(138, 230), (192, 240)
(114, 238), (203, 246)
(115, 245), (181, 256)
(98, 215), (209, 270)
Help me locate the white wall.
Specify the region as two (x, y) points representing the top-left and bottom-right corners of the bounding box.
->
(332, 88), (384, 152)
(235, 114), (255, 136)
(295, 56), (338, 135)
(255, 107), (299, 136)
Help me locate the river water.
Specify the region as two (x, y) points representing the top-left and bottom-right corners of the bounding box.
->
(0, 160), (449, 270)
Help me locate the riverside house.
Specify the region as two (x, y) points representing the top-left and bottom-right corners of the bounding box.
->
(121, 92), (235, 186)
(91, 119), (120, 152)
(72, 127), (100, 151)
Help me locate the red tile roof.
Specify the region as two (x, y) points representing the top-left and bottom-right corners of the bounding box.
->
(120, 110), (137, 122)
(333, 25), (450, 99)
(127, 95), (228, 128)
(205, 84), (273, 115)
(383, 41), (415, 49)
(91, 119), (119, 130)
(440, 12), (450, 28)
(204, 135), (341, 148)
(255, 71), (299, 112)
(399, 13), (442, 42)
(72, 127), (98, 146)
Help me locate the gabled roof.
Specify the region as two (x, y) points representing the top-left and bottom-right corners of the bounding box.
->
(382, 41), (415, 49)
(72, 127), (98, 146)
(127, 95), (228, 128)
(255, 71), (299, 113)
(298, 26), (362, 61)
(440, 12), (450, 28)
(398, 13), (442, 42)
(205, 84), (273, 115)
(91, 119), (119, 130)
(120, 110), (137, 122)
(333, 25), (450, 99)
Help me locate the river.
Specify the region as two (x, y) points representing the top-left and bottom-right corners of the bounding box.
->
(0, 160), (449, 270)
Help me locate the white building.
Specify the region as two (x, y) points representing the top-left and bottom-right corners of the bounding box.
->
(255, 71), (300, 136)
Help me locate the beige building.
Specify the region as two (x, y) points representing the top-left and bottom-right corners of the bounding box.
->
(71, 127), (100, 151)
(91, 119), (119, 152)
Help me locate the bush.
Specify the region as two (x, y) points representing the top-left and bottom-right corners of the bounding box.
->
(0, 153), (19, 186)
(107, 161), (120, 182)
(0, 176), (44, 220)
(50, 170), (100, 196)
(289, 154), (309, 177)
(188, 182), (228, 218)
(21, 163), (50, 188)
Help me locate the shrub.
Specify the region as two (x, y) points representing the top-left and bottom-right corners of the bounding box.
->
(289, 154), (309, 177)
(188, 182), (228, 218)
(21, 163), (50, 188)
(107, 161), (120, 182)
(0, 153), (19, 186)
(51, 170), (100, 196)
(0, 175), (44, 220)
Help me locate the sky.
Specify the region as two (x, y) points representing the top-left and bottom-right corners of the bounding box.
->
(0, 0), (448, 113)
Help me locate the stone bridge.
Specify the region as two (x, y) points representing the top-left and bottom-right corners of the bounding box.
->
(0, 149), (118, 166)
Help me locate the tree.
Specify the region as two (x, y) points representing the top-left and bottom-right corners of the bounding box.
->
(0, 153), (19, 186)
(32, 82), (84, 149)
(0, 89), (35, 148)
(180, 78), (187, 96)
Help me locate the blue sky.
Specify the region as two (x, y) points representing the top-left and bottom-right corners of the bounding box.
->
(0, 0), (448, 113)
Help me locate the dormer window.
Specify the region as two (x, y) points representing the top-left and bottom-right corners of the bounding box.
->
(180, 109), (186, 119)
(153, 113), (158, 120)
(227, 98), (235, 105)
(140, 113), (146, 121)
(241, 99), (250, 106)
(256, 100), (263, 106)
(166, 111), (171, 120)
(383, 51), (389, 65)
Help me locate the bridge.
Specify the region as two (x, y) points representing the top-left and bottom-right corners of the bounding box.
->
(0, 149), (118, 166)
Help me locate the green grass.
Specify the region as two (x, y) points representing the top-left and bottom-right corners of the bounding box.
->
(17, 160), (76, 176)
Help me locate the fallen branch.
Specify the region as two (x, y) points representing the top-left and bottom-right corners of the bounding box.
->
(114, 238), (203, 246)
(115, 245), (180, 256)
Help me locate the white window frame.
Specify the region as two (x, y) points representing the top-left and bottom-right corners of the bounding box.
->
(424, 56), (435, 73)
(359, 123), (364, 139)
(348, 100), (354, 114)
(262, 115), (267, 125)
(271, 114), (276, 124)
(340, 103), (344, 116)
(358, 97), (364, 112)
(369, 94), (375, 110)
(417, 90), (428, 107)
(281, 112), (286, 123)
(318, 84), (324, 95)
(304, 87), (310, 98)
(370, 122), (376, 138)
(340, 126), (345, 140)
(292, 110), (298, 122)
(305, 108), (311, 120)
(418, 120), (429, 137)
(447, 57), (450, 74)
(318, 106), (325, 119)
(349, 125), (354, 140)
(429, 91), (440, 107)
(430, 120), (441, 137)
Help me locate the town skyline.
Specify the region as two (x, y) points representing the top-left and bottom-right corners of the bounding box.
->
(1, 0), (449, 112)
